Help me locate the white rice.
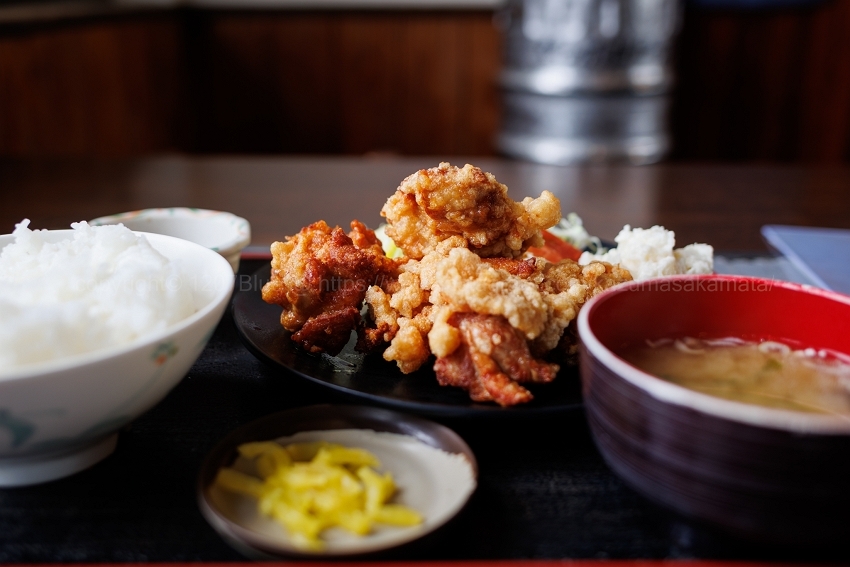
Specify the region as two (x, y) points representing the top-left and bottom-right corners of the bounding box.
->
(579, 224), (714, 281)
(0, 220), (196, 369)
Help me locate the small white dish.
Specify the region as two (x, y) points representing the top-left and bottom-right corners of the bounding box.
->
(90, 208), (251, 273)
(197, 405), (478, 558)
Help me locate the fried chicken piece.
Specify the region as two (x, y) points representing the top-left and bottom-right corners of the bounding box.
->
(455, 312), (558, 383)
(539, 258), (633, 299)
(262, 220), (400, 355)
(381, 306), (433, 374)
(293, 307), (362, 355)
(365, 238), (633, 381)
(365, 243), (582, 373)
(356, 285), (398, 353)
(363, 247), (549, 375)
(422, 246), (632, 365)
(434, 313), (559, 407)
(482, 257), (537, 278)
(433, 343), (490, 401)
(535, 260), (633, 360)
(381, 162), (561, 259)
(358, 266), (432, 366)
(435, 344), (532, 406)
(430, 247), (550, 340)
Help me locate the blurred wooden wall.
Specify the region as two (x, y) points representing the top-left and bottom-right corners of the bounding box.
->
(183, 10), (499, 155)
(670, 0), (850, 162)
(1, 1), (849, 161)
(0, 15), (187, 156)
(0, 9), (500, 157)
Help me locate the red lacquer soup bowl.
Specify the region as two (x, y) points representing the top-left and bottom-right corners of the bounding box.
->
(577, 274), (850, 544)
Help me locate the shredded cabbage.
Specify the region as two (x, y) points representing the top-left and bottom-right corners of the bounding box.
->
(546, 213), (605, 254)
(374, 224), (405, 259)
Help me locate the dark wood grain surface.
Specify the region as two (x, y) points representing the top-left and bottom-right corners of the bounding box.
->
(2, 156), (849, 251)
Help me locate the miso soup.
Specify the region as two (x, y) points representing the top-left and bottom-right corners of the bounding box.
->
(620, 337), (850, 416)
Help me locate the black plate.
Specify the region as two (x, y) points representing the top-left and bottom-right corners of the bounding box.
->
(232, 265), (583, 419)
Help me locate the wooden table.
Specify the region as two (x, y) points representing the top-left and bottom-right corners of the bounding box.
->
(1, 156), (849, 564)
(3, 156), (850, 251)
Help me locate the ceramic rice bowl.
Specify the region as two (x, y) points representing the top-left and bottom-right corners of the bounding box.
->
(0, 230), (234, 486)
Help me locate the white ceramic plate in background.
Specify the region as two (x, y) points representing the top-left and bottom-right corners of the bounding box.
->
(90, 208), (251, 273)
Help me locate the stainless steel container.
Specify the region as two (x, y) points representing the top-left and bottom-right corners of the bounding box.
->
(496, 0), (681, 165)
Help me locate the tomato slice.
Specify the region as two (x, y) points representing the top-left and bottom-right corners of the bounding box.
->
(528, 230), (583, 262)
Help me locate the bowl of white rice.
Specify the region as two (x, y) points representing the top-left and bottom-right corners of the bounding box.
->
(0, 220), (234, 486)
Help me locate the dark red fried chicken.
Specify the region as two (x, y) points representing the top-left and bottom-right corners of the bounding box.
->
(261, 220), (400, 354)
(433, 313), (559, 407)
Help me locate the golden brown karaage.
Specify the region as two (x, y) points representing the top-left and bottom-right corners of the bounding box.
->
(381, 162), (561, 259)
(263, 163), (633, 406)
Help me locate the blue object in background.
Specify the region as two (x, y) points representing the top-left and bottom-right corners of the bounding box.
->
(689, 0), (829, 9)
(761, 225), (850, 295)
